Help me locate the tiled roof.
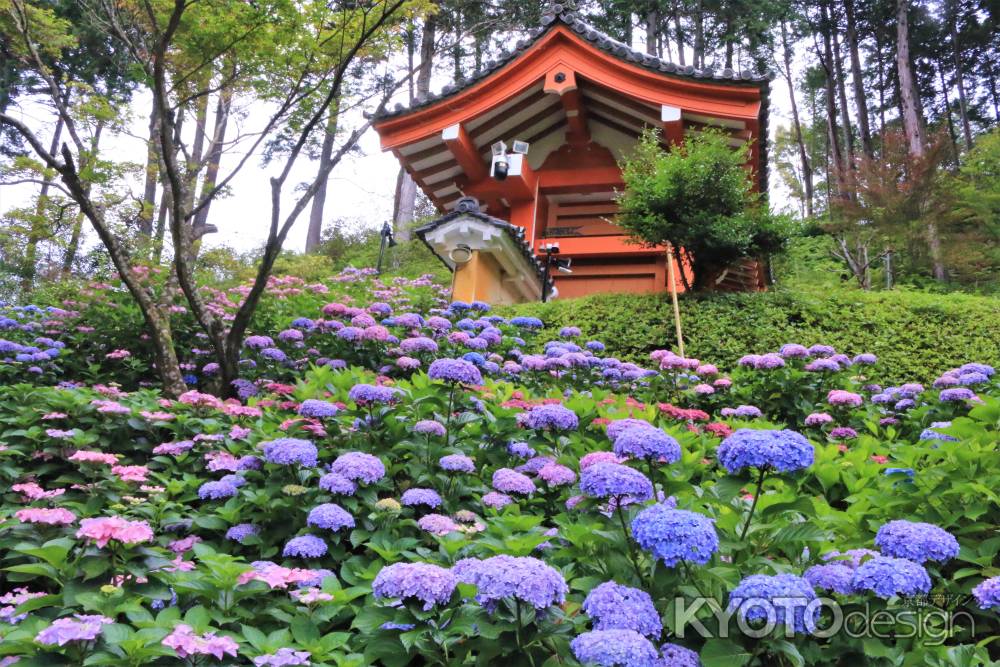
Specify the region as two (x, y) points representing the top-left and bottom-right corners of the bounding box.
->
(414, 197), (554, 291)
(375, 3), (773, 121)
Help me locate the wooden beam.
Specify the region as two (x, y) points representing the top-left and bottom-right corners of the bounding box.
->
(468, 88), (549, 141)
(442, 123), (489, 182)
(544, 67), (589, 145)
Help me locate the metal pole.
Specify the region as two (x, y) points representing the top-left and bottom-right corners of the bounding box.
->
(666, 245), (685, 357)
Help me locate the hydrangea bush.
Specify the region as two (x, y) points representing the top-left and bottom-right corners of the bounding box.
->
(0, 270), (997, 665)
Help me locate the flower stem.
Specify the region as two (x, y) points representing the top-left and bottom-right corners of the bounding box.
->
(739, 466), (768, 541)
(443, 383), (456, 446)
(615, 502), (646, 586)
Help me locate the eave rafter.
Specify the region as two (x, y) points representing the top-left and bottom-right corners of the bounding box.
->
(544, 66), (589, 144)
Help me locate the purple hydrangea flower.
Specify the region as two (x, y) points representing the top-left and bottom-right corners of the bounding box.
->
(198, 480), (239, 500)
(717, 429), (814, 474)
(348, 384), (399, 404)
(260, 348), (288, 363)
(631, 506), (718, 567)
(245, 335), (274, 350)
(570, 629), (661, 667)
(874, 520), (959, 564)
(830, 426), (857, 440)
(612, 426), (681, 463)
(538, 463), (577, 487)
(329, 452), (385, 484)
(732, 405), (763, 419)
(401, 488), (443, 508)
(779, 344), (809, 358)
(307, 503), (355, 531)
(452, 555), (567, 611)
(261, 438), (318, 467)
(35, 614), (112, 645)
(373, 562), (457, 610)
(660, 643), (700, 667)
(521, 404), (579, 431)
(507, 441), (536, 458)
(606, 419), (654, 441)
(428, 358), (483, 385)
(755, 353), (785, 369)
(318, 472), (357, 495)
(400, 337), (438, 354)
(417, 514), (459, 535)
(939, 387), (976, 402)
(972, 576), (1000, 610)
(851, 556), (931, 598)
(282, 534), (327, 558)
(804, 564), (855, 594)
(226, 523), (258, 543)
(805, 358), (840, 372)
(804, 412), (833, 427)
(582, 581), (662, 637)
(414, 420), (447, 437)
(580, 463), (654, 502)
(827, 390), (863, 407)
(253, 648), (311, 666)
(492, 468), (535, 495)
(728, 574), (818, 633)
(853, 353), (877, 364)
(482, 491), (513, 509)
(298, 400), (339, 419)
(439, 454), (475, 473)
(560, 326), (582, 338)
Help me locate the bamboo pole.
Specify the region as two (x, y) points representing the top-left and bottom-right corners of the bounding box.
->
(666, 245), (685, 357)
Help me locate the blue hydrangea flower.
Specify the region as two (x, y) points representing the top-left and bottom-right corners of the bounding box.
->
(582, 582), (662, 637)
(260, 347), (287, 362)
(959, 362), (994, 377)
(804, 564), (855, 594)
(613, 426), (681, 463)
(717, 429), (814, 474)
(631, 506), (718, 567)
(874, 520), (959, 564)
(587, 341), (606, 352)
(428, 358), (483, 385)
(918, 421), (958, 442)
(510, 316), (544, 329)
(439, 454), (475, 473)
(401, 488), (443, 508)
(521, 404), (579, 431)
(260, 438), (318, 467)
(570, 629), (661, 667)
(306, 503), (355, 531)
(298, 399), (340, 418)
(225, 523), (258, 543)
(329, 452), (385, 484)
(245, 335), (274, 350)
(728, 574), (818, 634)
(373, 562), (457, 610)
(452, 555), (567, 611)
(851, 556), (931, 599)
(283, 534), (328, 558)
(939, 387), (976, 402)
(508, 441), (536, 458)
(492, 468), (535, 495)
(198, 480), (238, 500)
(318, 472), (357, 495)
(580, 463), (653, 502)
(660, 643), (700, 666)
(606, 419), (654, 441)
(348, 384), (399, 404)
(972, 576), (1000, 610)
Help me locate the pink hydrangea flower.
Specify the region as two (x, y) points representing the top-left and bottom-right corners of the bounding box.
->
(140, 411), (175, 421)
(91, 399), (131, 414)
(169, 535), (202, 553)
(178, 391), (224, 410)
(229, 425), (251, 440)
(162, 624), (239, 660)
(11, 482), (65, 500)
(69, 450), (119, 465)
(15, 507), (76, 525)
(111, 465), (149, 483)
(76, 517), (154, 548)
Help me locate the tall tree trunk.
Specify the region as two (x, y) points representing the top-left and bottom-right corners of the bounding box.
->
(21, 110), (65, 296)
(60, 121), (105, 274)
(896, 0), (944, 280)
(305, 102), (339, 252)
(948, 0), (973, 150)
(693, 1), (704, 68)
(780, 21), (813, 216)
(875, 30), (887, 136)
(153, 109), (184, 265)
(183, 83), (210, 212)
(393, 13), (436, 240)
(818, 10), (848, 200)
(192, 86), (232, 240)
(138, 97), (160, 237)
(844, 0), (874, 157)
(645, 7), (659, 56)
(938, 64), (959, 157)
(451, 8), (462, 81)
(673, 7), (685, 66)
(723, 17), (734, 70)
(830, 12), (856, 165)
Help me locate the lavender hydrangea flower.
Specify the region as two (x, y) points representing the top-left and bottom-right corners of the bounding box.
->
(400, 337), (438, 354)
(298, 400), (339, 418)
(440, 454), (475, 473)
(245, 335), (274, 350)
(282, 534), (327, 558)
(538, 463), (577, 487)
(417, 514), (460, 535)
(606, 419), (654, 441)
(261, 438), (318, 467)
(972, 576), (1000, 610)
(805, 358), (840, 372)
(253, 648), (311, 666)
(307, 503), (355, 531)
(580, 463), (654, 502)
(582, 582), (662, 637)
(452, 555), (567, 611)
(414, 420), (446, 437)
(492, 468), (535, 495)
(428, 358), (483, 385)
(570, 629), (661, 667)
(198, 480), (239, 500)
(939, 387), (976, 402)
(717, 429), (814, 474)
(631, 506), (718, 567)
(612, 426), (681, 463)
(874, 520), (959, 564)
(660, 643), (700, 666)
(804, 564), (855, 594)
(226, 523), (258, 543)
(521, 404), (579, 431)
(482, 491), (513, 509)
(508, 441), (536, 458)
(728, 574), (818, 633)
(830, 426), (857, 440)
(318, 472), (357, 495)
(804, 412), (833, 427)
(261, 348), (288, 363)
(732, 405), (763, 419)
(853, 353), (877, 364)
(35, 614), (113, 645)
(779, 344), (809, 358)
(329, 452), (385, 484)
(348, 384), (399, 404)
(755, 353), (785, 369)
(373, 562), (457, 610)
(851, 556), (931, 598)
(401, 488), (443, 509)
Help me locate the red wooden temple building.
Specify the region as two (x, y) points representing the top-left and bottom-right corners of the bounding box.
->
(372, 3), (771, 304)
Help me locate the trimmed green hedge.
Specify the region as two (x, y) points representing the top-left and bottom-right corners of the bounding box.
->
(504, 287), (1000, 384)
